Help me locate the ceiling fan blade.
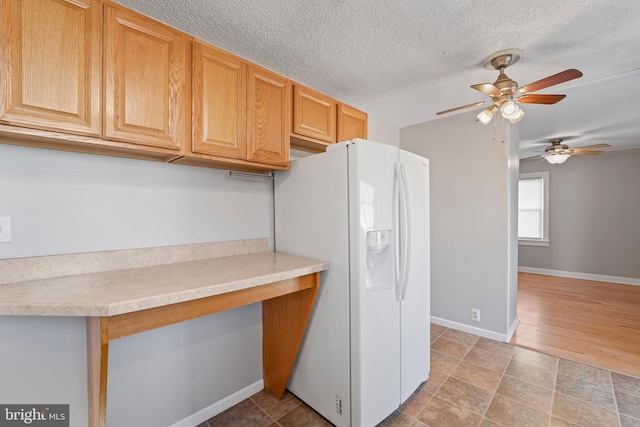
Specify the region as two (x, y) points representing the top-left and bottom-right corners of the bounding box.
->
(518, 69), (583, 94)
(471, 83), (502, 97)
(572, 143), (611, 150)
(571, 150), (604, 155)
(436, 101), (487, 115)
(517, 94), (566, 104)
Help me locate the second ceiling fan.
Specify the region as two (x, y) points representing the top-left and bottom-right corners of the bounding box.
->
(437, 48), (583, 125)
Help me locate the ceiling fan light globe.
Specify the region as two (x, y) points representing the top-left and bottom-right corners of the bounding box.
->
(545, 153), (570, 164)
(509, 108), (525, 123)
(477, 105), (497, 125)
(501, 101), (520, 119)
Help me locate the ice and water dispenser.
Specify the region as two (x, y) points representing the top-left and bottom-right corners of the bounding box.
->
(365, 230), (394, 294)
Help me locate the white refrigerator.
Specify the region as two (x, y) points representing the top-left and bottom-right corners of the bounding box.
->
(274, 139), (430, 426)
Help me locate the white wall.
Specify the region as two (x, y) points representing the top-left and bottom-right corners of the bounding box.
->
(519, 148), (640, 280)
(400, 110), (519, 340)
(0, 143), (272, 426)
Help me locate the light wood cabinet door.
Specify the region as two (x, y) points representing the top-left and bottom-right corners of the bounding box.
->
(0, 0), (102, 136)
(292, 85), (336, 143)
(337, 103), (368, 142)
(192, 41), (246, 159)
(104, 4), (189, 150)
(247, 66), (290, 166)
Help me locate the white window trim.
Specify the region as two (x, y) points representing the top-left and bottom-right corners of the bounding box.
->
(518, 171), (550, 247)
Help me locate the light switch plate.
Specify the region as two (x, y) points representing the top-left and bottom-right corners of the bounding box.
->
(0, 217), (11, 243)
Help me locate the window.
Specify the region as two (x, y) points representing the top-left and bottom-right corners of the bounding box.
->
(518, 172), (549, 246)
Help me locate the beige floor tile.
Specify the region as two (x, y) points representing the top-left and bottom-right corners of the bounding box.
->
(558, 359), (612, 389)
(207, 399), (274, 427)
(430, 324), (448, 341)
(251, 390), (302, 419)
(435, 376), (494, 415)
(432, 337), (473, 359)
(420, 369), (448, 394)
(276, 404), (332, 427)
(552, 392), (619, 427)
(620, 414), (640, 427)
(377, 409), (428, 427)
(463, 347), (510, 373)
(417, 396), (482, 427)
(505, 358), (556, 389)
(550, 416), (582, 426)
(399, 389), (432, 417)
(451, 361), (503, 393)
(441, 329), (480, 347)
(484, 394), (549, 426)
(616, 389), (640, 419)
(431, 350), (460, 375)
(555, 373), (617, 412)
(473, 337), (516, 359)
(496, 374), (554, 413)
(612, 372), (640, 397)
(512, 347), (558, 372)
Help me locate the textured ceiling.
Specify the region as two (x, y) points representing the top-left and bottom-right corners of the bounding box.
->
(114, 0), (640, 158)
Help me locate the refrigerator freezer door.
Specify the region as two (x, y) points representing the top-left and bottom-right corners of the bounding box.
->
(398, 149), (431, 403)
(275, 148), (352, 426)
(348, 141), (401, 427)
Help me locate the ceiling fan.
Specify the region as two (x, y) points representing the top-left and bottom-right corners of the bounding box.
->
(437, 48), (583, 125)
(536, 139), (611, 164)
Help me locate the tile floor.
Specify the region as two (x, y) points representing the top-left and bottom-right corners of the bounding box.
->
(198, 324), (640, 426)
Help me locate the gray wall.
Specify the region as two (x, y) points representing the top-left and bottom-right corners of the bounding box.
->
(519, 147), (640, 279)
(0, 143), (271, 427)
(400, 110), (519, 339)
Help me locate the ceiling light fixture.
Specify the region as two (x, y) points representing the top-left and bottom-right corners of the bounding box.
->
(500, 100), (520, 119)
(476, 105), (498, 125)
(508, 108), (525, 124)
(545, 153), (570, 164)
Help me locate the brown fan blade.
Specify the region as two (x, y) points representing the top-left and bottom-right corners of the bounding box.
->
(471, 83), (502, 97)
(572, 143), (611, 150)
(436, 101), (487, 115)
(518, 69), (583, 94)
(517, 94), (566, 104)
(572, 150), (604, 155)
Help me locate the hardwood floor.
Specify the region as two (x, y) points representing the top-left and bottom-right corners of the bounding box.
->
(511, 272), (640, 378)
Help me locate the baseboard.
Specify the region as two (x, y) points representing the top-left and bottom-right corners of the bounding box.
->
(506, 317), (520, 342)
(169, 380), (264, 427)
(518, 267), (640, 287)
(431, 316), (512, 343)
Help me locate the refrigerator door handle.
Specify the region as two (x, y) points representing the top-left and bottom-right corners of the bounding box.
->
(399, 163), (411, 299)
(394, 162), (402, 301)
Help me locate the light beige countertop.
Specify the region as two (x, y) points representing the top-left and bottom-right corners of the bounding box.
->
(0, 240), (328, 317)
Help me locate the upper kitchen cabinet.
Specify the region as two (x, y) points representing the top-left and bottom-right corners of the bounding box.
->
(337, 103), (368, 142)
(186, 41), (289, 170)
(103, 3), (190, 150)
(292, 84), (336, 144)
(192, 41), (246, 159)
(0, 0), (102, 136)
(289, 84), (368, 152)
(246, 65), (290, 167)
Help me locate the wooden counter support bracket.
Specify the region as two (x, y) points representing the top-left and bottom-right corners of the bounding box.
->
(85, 272), (320, 427)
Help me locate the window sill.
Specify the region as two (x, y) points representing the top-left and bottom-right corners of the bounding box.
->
(518, 239), (550, 247)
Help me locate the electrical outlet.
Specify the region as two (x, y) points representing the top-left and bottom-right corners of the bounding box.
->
(470, 308), (481, 322)
(0, 217), (11, 243)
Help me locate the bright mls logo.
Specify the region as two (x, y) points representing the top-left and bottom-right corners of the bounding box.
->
(0, 405), (68, 427)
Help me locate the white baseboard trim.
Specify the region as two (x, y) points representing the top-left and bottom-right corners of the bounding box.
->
(169, 380), (264, 427)
(431, 316), (512, 343)
(507, 317), (520, 342)
(518, 267), (640, 287)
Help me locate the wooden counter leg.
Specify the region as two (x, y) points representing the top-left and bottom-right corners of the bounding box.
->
(87, 317), (109, 427)
(262, 273), (320, 399)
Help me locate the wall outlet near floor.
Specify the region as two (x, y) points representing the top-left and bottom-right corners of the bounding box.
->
(470, 308), (481, 322)
(0, 217), (11, 243)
